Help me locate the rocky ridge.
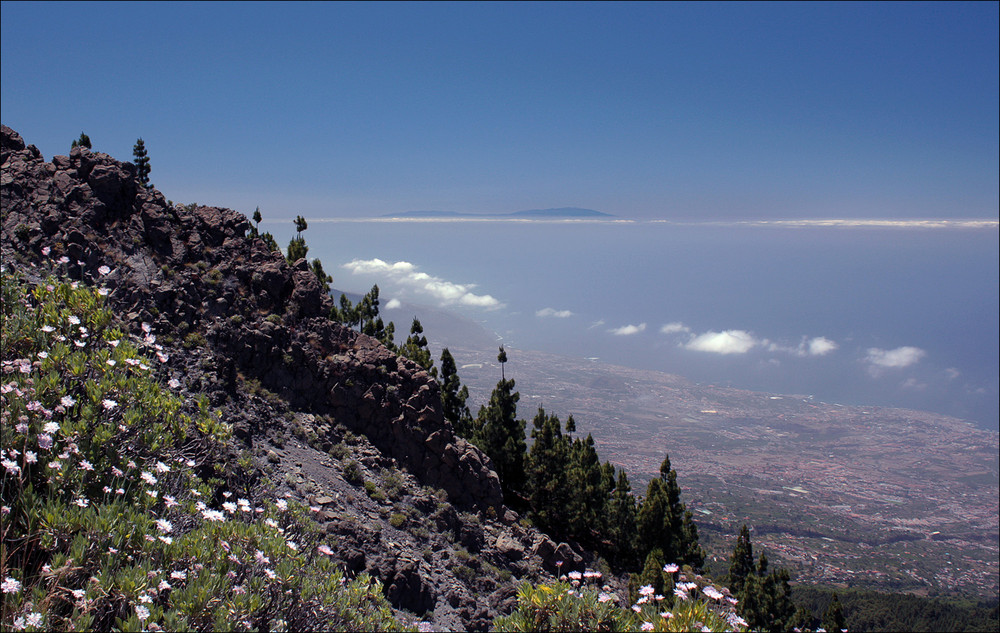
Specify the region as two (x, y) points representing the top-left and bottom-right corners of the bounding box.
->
(1, 125), (607, 630)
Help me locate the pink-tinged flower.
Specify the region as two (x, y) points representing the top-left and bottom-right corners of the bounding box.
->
(1, 506), (10, 515)
(102, 399), (117, 410)
(223, 502), (237, 514)
(255, 550), (270, 564)
(170, 570), (187, 580)
(43, 421), (59, 434)
(703, 586), (724, 601)
(127, 459), (137, 468)
(116, 488), (125, 495)
(48, 460), (62, 470)
(38, 434), (54, 450)
(163, 495), (178, 508)
(98, 288), (109, 296)
(202, 509), (225, 522)
(67, 315), (80, 325)
(631, 605), (642, 613)
(232, 585), (246, 595)
(661, 611), (673, 619)
(159, 536), (173, 545)
(1, 458), (20, 474)
(1, 576), (21, 593)
(637, 596), (649, 605)
(156, 351), (169, 363)
(74, 497), (89, 508)
(317, 544), (334, 556)
(80, 460), (94, 471)
(37, 351), (48, 359)
(25, 612), (43, 628)
(154, 461), (170, 473)
(135, 604), (150, 621)
(568, 571), (582, 580)
(61, 395), (76, 407)
(264, 518), (279, 529)
(663, 563), (679, 573)
(220, 540), (231, 552)
(41, 246), (51, 256)
(639, 584), (655, 596)
(74, 340), (86, 348)
(108, 339), (120, 347)
(286, 540), (298, 551)
(106, 359), (116, 367)
(167, 378), (180, 389)
(275, 499), (288, 511)
(641, 623), (654, 632)
(141, 471), (157, 485)
(597, 592), (613, 603)
(673, 587), (689, 601)
(71, 588), (86, 600)
(98, 265), (111, 276)
(263, 568), (276, 579)
(158, 580), (171, 591)
(15, 422), (29, 434)
(41, 325), (55, 333)
(155, 519), (173, 533)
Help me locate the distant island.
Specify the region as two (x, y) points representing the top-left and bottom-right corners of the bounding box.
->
(383, 207), (615, 219)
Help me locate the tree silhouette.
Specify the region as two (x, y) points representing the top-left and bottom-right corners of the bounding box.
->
(132, 138), (151, 188)
(71, 132), (92, 150)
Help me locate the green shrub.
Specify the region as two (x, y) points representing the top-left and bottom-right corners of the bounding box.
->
(343, 460), (364, 485)
(0, 271), (410, 632)
(389, 513), (407, 529)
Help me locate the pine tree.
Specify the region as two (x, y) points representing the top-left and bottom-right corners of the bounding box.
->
(476, 374), (525, 503)
(71, 132), (92, 150)
(823, 593), (846, 633)
(132, 138), (151, 188)
(525, 407), (571, 532)
(729, 525), (798, 632)
(310, 258), (332, 294)
(728, 525), (755, 595)
(606, 469), (638, 569)
(638, 548), (669, 597)
(439, 349), (474, 438)
(286, 215), (309, 263)
(250, 206), (263, 237)
(566, 434), (607, 541)
(400, 318), (436, 377)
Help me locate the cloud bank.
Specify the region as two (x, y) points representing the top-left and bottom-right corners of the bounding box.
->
(342, 258), (502, 309)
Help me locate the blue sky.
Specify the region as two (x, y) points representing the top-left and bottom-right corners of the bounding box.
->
(2, 1), (998, 220)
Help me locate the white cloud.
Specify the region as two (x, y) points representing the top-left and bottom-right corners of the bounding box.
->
(807, 337), (838, 356)
(944, 367), (961, 380)
(660, 322), (691, 335)
(865, 346), (926, 369)
(384, 298), (402, 310)
(609, 323), (646, 336)
(536, 308), (573, 318)
(684, 330), (757, 355)
(342, 258), (501, 309)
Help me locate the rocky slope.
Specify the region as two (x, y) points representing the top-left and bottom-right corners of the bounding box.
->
(1, 125), (608, 630)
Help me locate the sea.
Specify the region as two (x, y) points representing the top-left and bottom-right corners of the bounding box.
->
(261, 217), (999, 431)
